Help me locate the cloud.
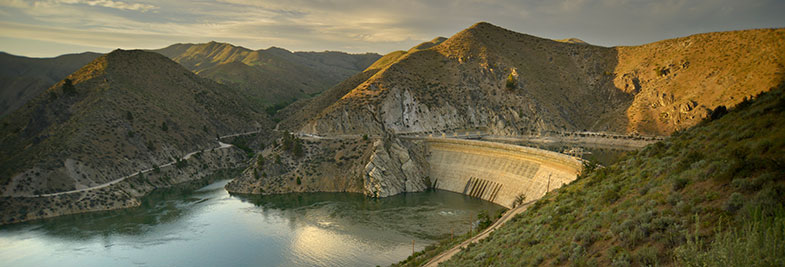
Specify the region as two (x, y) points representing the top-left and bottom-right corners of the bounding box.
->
(56, 0), (157, 12)
(0, 0), (784, 57)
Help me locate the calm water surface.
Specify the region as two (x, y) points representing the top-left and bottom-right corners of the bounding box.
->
(0, 179), (502, 266)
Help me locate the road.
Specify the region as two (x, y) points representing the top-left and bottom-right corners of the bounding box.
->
(32, 139), (240, 197)
(423, 201), (534, 267)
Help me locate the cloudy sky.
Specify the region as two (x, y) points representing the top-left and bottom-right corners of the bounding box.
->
(1, 0), (784, 57)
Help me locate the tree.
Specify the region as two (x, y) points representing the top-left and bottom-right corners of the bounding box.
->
(62, 79), (77, 96)
(710, 105), (728, 121)
(505, 73), (517, 90)
(126, 111), (133, 121)
(161, 122), (168, 132)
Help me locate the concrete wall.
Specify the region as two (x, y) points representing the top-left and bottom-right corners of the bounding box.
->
(426, 138), (583, 208)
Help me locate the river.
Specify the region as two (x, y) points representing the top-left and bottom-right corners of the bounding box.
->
(0, 179), (503, 266)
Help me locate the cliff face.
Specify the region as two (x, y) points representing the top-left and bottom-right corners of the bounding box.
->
(294, 23), (785, 137)
(363, 138), (430, 197)
(225, 135), (431, 198)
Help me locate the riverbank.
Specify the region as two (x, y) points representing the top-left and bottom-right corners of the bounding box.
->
(0, 144), (248, 225)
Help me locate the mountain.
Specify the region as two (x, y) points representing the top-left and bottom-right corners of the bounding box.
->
(0, 52), (101, 116)
(0, 49), (270, 198)
(288, 22), (785, 136)
(405, 84), (785, 266)
(151, 42), (381, 108)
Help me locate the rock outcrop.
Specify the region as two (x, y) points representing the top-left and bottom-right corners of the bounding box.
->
(363, 138), (430, 197)
(226, 135), (431, 198)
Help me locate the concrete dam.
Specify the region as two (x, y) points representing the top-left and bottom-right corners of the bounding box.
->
(423, 138), (583, 208)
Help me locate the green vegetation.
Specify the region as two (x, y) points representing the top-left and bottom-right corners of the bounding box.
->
(62, 79), (77, 96)
(231, 139), (254, 158)
(161, 122), (168, 132)
(505, 73), (517, 90)
(175, 158), (188, 169)
(281, 132), (304, 158)
(653, 66), (670, 76)
(126, 111), (133, 121)
(265, 101), (291, 116)
(434, 87), (785, 266)
(394, 208), (506, 267)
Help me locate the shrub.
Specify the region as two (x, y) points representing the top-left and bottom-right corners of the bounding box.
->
(161, 122), (168, 132)
(634, 245), (659, 266)
(725, 192), (744, 213)
(602, 185), (621, 204)
(673, 176), (689, 191)
(505, 73), (517, 90)
(512, 194), (526, 208)
(296, 176), (302, 185)
(62, 79), (77, 95)
(710, 105), (728, 121)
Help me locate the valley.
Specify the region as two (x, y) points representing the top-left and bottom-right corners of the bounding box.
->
(1, 20), (783, 267)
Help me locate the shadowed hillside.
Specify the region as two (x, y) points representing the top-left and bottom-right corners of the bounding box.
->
(0, 52), (101, 116)
(152, 42), (380, 108)
(0, 49), (271, 196)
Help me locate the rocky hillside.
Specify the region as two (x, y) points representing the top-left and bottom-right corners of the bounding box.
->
(152, 42), (380, 108)
(0, 52), (101, 116)
(292, 22), (784, 136)
(0, 49), (271, 197)
(424, 82), (785, 267)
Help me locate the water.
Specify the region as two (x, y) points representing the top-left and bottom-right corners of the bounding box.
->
(0, 179), (503, 266)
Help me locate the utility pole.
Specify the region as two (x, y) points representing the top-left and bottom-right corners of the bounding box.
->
(545, 173), (552, 196)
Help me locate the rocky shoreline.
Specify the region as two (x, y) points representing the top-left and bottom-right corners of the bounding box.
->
(225, 135), (432, 198)
(0, 146), (248, 225)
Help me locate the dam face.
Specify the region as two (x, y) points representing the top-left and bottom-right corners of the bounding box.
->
(425, 139), (583, 208)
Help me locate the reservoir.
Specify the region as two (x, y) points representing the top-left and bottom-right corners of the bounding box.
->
(0, 179), (503, 266)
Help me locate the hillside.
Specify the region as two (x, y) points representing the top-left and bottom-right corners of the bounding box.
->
(292, 22), (784, 136)
(425, 83), (785, 266)
(276, 50), (409, 131)
(0, 52), (101, 116)
(0, 49), (270, 197)
(152, 42), (380, 108)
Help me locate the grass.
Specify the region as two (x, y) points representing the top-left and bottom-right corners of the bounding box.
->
(425, 86), (785, 266)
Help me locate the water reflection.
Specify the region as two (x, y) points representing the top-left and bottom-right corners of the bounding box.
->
(0, 179), (502, 267)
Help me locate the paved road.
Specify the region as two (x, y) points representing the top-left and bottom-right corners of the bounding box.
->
(31, 137), (245, 198)
(423, 201), (534, 267)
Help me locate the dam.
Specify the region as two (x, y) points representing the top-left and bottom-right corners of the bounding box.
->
(422, 138), (583, 208)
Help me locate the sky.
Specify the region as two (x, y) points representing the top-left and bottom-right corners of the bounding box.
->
(0, 0), (784, 58)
